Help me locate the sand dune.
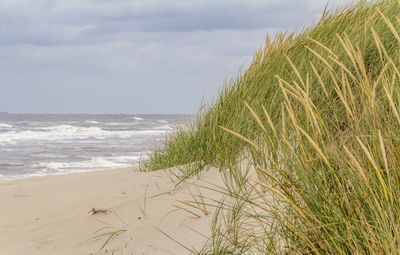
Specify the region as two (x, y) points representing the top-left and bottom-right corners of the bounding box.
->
(0, 167), (224, 254)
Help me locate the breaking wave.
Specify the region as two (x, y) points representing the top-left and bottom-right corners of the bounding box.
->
(85, 120), (100, 124)
(0, 124), (166, 144)
(31, 157), (136, 172)
(132, 117), (144, 121)
(0, 123), (12, 128)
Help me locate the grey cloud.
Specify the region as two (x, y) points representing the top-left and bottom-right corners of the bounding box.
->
(0, 0), (350, 114)
(0, 0), (346, 46)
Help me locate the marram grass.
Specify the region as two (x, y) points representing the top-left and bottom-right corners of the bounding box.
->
(142, 0), (400, 253)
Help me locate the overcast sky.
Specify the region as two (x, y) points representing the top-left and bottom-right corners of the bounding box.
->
(0, 0), (350, 114)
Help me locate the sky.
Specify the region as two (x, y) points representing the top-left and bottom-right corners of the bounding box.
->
(0, 0), (350, 114)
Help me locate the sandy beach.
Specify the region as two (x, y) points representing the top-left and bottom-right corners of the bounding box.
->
(0, 167), (224, 255)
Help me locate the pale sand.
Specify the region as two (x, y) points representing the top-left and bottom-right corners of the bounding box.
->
(0, 167), (224, 254)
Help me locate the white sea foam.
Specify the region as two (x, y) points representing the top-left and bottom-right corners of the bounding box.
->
(0, 123), (12, 128)
(0, 124), (166, 144)
(105, 122), (132, 126)
(132, 117), (144, 121)
(153, 125), (173, 130)
(0, 157), (135, 180)
(85, 120), (100, 124)
(32, 157), (131, 172)
(31, 153), (67, 159)
(157, 120), (168, 124)
(111, 155), (141, 163)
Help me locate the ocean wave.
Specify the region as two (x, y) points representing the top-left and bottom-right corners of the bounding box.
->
(85, 120), (100, 124)
(31, 157), (132, 171)
(111, 155), (141, 163)
(132, 117), (144, 121)
(157, 120), (168, 124)
(0, 123), (12, 128)
(2, 157), (136, 180)
(105, 122), (132, 126)
(0, 163), (25, 167)
(31, 152), (67, 159)
(153, 125), (173, 130)
(0, 124), (166, 144)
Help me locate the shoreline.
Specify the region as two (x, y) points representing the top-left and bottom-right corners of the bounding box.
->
(0, 166), (139, 182)
(0, 166), (223, 254)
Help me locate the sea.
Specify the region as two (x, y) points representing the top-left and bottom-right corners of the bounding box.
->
(0, 114), (194, 180)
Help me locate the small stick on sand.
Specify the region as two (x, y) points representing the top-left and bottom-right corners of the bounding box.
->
(88, 208), (110, 215)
